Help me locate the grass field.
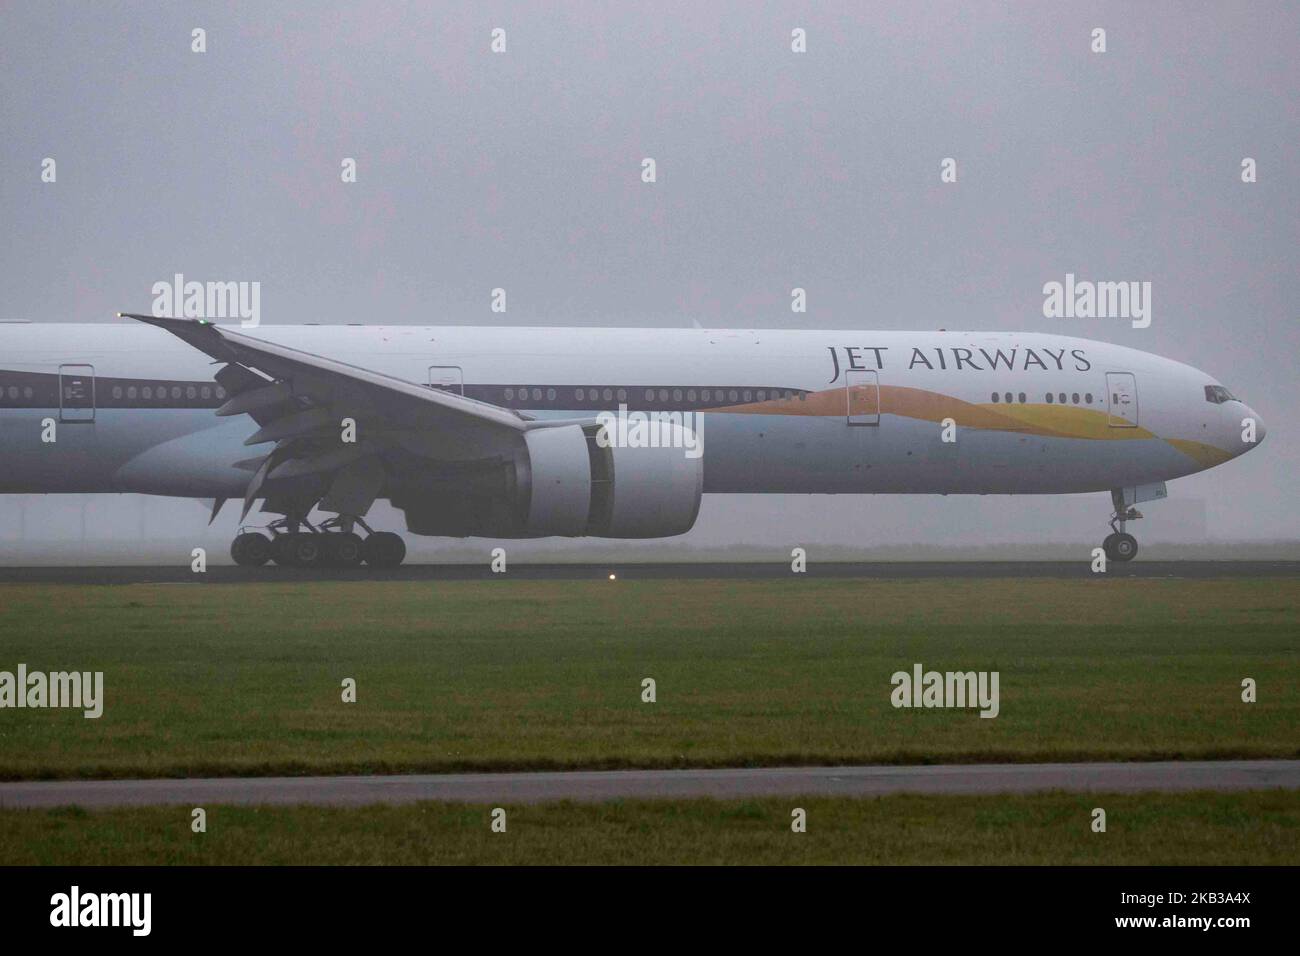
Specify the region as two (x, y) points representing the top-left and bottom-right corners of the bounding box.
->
(3, 791), (1296, 865)
(0, 577), (1295, 780)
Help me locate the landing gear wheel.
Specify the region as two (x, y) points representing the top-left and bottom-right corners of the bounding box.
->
(328, 532), (365, 568)
(1103, 532), (1138, 563)
(231, 532), (271, 567)
(288, 532), (325, 568)
(1102, 533), (1118, 559)
(363, 531), (406, 568)
(270, 533), (297, 566)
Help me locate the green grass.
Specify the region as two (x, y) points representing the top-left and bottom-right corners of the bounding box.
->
(0, 578), (1295, 779)
(3, 791), (1296, 865)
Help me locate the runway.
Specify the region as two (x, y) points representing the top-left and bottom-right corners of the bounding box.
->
(2, 760), (1296, 809)
(0, 560), (1295, 585)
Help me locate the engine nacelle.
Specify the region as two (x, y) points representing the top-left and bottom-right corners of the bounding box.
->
(518, 424), (594, 535)
(522, 423), (703, 538)
(395, 422), (703, 539)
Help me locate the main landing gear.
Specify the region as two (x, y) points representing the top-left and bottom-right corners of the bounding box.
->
(230, 517), (406, 569)
(1101, 490), (1141, 563)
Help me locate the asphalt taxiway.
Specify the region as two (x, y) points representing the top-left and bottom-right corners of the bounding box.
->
(2, 760), (1296, 809)
(0, 560), (1295, 585)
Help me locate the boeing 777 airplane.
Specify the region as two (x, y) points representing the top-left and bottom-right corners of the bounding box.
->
(0, 315), (1265, 567)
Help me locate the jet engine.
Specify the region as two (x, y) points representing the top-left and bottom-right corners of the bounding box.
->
(394, 423), (703, 539)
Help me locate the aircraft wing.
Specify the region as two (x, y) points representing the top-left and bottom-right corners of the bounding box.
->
(121, 314), (525, 432)
(120, 314), (532, 519)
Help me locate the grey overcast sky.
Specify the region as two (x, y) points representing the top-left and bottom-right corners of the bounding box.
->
(1, 1), (1296, 548)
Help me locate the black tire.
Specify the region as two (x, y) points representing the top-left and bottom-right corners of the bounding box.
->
(270, 533), (298, 566)
(329, 532), (365, 568)
(1101, 532), (1120, 560)
(289, 532), (325, 568)
(231, 532), (271, 567)
(1110, 532), (1138, 562)
(363, 531), (406, 568)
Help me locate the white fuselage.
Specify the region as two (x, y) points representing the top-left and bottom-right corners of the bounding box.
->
(0, 323), (1264, 504)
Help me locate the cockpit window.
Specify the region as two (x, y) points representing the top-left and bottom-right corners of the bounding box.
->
(1204, 385), (1238, 404)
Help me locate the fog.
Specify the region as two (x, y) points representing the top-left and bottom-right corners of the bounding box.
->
(2, 2), (1296, 560)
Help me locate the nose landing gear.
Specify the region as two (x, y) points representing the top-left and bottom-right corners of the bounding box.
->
(1102, 490), (1142, 563)
(1102, 528), (1139, 562)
